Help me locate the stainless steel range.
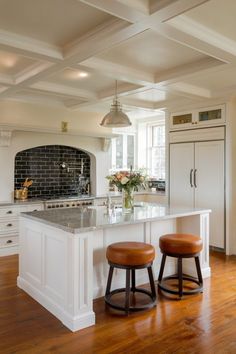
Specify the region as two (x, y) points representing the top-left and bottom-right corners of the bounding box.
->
(44, 196), (94, 209)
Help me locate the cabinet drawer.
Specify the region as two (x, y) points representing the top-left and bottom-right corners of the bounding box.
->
(0, 220), (18, 234)
(0, 203), (43, 219)
(0, 235), (18, 247)
(0, 208), (19, 218)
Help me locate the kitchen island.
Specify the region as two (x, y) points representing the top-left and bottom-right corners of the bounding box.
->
(17, 203), (211, 332)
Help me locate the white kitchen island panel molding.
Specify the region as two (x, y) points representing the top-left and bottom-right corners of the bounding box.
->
(18, 220), (95, 332)
(17, 204), (211, 332)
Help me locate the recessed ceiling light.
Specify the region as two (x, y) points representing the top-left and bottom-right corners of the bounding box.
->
(78, 71), (88, 78)
(0, 54), (17, 68)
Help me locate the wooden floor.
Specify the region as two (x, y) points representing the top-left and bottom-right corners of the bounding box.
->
(1, 252), (236, 354)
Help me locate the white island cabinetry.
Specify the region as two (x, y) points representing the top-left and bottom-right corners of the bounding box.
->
(18, 204), (210, 332)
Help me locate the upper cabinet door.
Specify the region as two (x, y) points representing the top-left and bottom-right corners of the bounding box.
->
(170, 111), (194, 130)
(169, 143), (194, 208)
(169, 104), (225, 131)
(197, 105), (225, 127)
(194, 140), (225, 249)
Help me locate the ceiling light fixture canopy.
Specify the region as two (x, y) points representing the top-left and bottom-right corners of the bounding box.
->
(100, 80), (132, 128)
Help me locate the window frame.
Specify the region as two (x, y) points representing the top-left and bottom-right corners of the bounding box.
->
(111, 133), (136, 171)
(147, 120), (165, 179)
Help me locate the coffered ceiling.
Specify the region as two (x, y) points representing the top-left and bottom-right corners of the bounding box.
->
(0, 0), (235, 117)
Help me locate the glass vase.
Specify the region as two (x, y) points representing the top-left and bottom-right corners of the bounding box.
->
(122, 188), (134, 212)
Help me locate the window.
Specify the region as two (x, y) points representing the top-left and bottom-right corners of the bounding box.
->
(149, 123), (165, 179)
(111, 134), (135, 170)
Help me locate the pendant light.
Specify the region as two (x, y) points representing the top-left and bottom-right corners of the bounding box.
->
(100, 80), (132, 127)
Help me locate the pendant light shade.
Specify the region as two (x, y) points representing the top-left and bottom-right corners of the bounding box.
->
(100, 81), (131, 128)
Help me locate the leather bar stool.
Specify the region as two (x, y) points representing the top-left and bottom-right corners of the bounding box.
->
(105, 242), (156, 314)
(158, 233), (203, 298)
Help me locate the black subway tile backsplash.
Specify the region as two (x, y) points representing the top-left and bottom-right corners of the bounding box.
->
(14, 145), (90, 198)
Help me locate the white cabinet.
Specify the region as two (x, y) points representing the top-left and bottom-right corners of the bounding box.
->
(0, 203), (43, 256)
(170, 140), (225, 249)
(170, 105), (225, 131)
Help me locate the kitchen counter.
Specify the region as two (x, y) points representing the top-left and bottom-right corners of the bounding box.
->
(0, 190), (165, 207)
(21, 203), (209, 234)
(18, 204), (210, 332)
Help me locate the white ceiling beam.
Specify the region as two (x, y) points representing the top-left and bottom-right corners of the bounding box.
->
(98, 82), (143, 100)
(79, 0), (147, 22)
(150, 21), (236, 64)
(148, 0), (210, 22)
(14, 62), (54, 84)
(117, 0), (150, 14)
(81, 57), (154, 85)
(119, 97), (156, 109)
(0, 73), (14, 86)
(30, 81), (97, 100)
(0, 29), (63, 62)
(168, 15), (236, 58)
(154, 57), (225, 85)
(167, 82), (211, 98)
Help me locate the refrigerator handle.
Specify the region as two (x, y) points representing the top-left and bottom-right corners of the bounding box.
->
(194, 169), (197, 188)
(190, 169), (193, 187)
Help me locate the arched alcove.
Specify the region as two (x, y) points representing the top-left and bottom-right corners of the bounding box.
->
(15, 145), (91, 198)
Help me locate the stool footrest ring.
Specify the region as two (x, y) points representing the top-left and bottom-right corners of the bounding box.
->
(158, 275), (203, 296)
(105, 287), (156, 312)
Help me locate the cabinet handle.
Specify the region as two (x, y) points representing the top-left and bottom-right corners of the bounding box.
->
(190, 169), (194, 187)
(194, 169), (197, 188)
(6, 223), (12, 227)
(6, 240), (13, 244)
(6, 210), (12, 214)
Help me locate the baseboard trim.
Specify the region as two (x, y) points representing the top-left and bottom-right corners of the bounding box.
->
(17, 276), (95, 332)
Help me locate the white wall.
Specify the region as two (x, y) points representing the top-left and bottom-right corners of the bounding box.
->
(0, 100), (112, 137)
(0, 131), (110, 201)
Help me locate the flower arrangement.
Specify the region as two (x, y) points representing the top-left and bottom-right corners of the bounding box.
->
(106, 170), (146, 192)
(106, 170), (146, 210)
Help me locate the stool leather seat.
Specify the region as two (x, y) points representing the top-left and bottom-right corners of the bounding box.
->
(106, 242), (155, 266)
(159, 233), (203, 255)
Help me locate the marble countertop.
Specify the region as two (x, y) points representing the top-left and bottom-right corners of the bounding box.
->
(0, 191), (165, 207)
(20, 203), (210, 234)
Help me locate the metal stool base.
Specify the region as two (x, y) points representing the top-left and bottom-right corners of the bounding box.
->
(105, 287), (156, 312)
(158, 275), (203, 296)
(158, 253), (203, 298)
(105, 262), (156, 314)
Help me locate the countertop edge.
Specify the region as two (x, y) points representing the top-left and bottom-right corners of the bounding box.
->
(20, 207), (211, 234)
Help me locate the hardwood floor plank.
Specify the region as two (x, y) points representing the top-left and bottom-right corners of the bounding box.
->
(0, 253), (236, 353)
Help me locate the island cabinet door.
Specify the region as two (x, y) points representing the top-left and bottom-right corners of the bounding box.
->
(169, 142), (194, 208)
